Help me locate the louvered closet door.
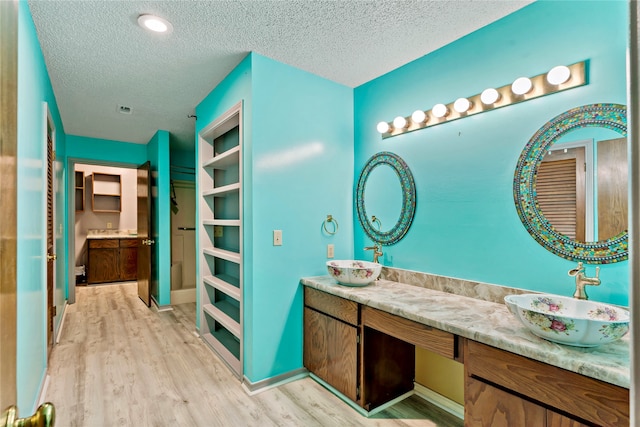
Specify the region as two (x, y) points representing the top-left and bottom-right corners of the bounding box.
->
(46, 125), (54, 348)
(536, 147), (585, 241)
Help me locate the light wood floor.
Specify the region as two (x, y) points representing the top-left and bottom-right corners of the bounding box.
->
(45, 282), (462, 426)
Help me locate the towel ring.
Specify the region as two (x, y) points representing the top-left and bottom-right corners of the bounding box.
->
(323, 215), (339, 235)
(371, 215), (382, 231)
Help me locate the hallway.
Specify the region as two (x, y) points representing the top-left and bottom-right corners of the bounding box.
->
(44, 283), (461, 426)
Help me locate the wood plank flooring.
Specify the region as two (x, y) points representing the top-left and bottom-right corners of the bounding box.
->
(45, 282), (462, 426)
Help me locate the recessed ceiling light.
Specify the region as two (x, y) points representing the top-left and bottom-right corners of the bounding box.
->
(138, 14), (173, 34)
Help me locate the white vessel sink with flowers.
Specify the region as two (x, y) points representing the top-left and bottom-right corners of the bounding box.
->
(504, 294), (629, 347)
(326, 260), (382, 286)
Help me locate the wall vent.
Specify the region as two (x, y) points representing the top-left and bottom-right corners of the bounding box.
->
(117, 105), (133, 114)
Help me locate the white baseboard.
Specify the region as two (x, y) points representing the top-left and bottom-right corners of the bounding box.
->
(171, 287), (196, 305)
(413, 382), (464, 420)
(241, 368), (308, 396)
(37, 374), (50, 407)
(55, 302), (68, 344)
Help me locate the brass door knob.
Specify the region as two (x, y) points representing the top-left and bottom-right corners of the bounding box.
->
(46, 253), (57, 261)
(1, 402), (55, 427)
(142, 239), (155, 246)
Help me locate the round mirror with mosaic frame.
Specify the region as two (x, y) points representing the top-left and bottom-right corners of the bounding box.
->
(356, 152), (416, 245)
(513, 103), (628, 264)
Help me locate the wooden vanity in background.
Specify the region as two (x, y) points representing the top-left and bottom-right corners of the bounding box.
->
(303, 285), (629, 426)
(87, 237), (137, 284)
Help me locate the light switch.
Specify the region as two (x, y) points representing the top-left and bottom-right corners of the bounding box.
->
(106, 222), (112, 229)
(273, 230), (282, 246)
(327, 244), (334, 258)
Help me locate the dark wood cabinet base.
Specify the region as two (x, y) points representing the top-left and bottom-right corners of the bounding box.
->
(88, 238), (137, 284)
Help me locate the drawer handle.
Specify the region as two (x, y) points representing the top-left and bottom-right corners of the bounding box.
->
(142, 239), (155, 246)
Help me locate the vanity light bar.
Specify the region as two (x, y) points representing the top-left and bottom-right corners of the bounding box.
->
(377, 61), (586, 139)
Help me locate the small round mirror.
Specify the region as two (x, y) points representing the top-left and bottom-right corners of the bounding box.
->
(356, 152), (416, 245)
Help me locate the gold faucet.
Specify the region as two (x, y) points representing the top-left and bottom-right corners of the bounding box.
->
(568, 262), (600, 300)
(364, 243), (383, 264)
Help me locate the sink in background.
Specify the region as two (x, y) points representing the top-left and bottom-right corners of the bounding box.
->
(326, 260), (381, 286)
(504, 294), (629, 347)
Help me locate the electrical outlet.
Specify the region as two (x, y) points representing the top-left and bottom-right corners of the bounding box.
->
(327, 244), (334, 258)
(214, 226), (223, 237)
(273, 230), (282, 246)
(106, 222), (112, 229)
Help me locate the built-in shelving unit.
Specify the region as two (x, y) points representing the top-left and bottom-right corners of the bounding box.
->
(75, 170), (85, 212)
(91, 172), (121, 212)
(198, 101), (243, 378)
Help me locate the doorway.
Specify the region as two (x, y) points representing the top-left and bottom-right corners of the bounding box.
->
(170, 180), (196, 304)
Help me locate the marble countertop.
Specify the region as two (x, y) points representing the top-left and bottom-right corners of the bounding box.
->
(86, 230), (137, 239)
(301, 275), (630, 389)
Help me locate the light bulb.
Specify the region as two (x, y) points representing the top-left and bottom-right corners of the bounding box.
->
(411, 110), (427, 124)
(453, 98), (472, 113)
(511, 77), (533, 95)
(393, 116), (408, 129)
(480, 88), (500, 105)
(432, 103), (448, 118)
(546, 65), (571, 85)
(138, 14), (173, 33)
(376, 121), (391, 134)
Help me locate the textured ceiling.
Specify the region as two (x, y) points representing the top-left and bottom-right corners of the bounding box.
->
(28, 0), (533, 152)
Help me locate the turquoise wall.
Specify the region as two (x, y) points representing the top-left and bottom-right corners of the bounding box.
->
(66, 135), (147, 164)
(195, 53), (354, 382)
(147, 130), (172, 306)
(170, 148), (195, 182)
(248, 54), (353, 381)
(353, 1), (629, 306)
(17, 0), (66, 412)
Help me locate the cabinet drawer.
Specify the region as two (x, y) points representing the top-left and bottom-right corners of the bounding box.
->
(119, 238), (138, 247)
(465, 340), (629, 426)
(88, 239), (118, 248)
(304, 287), (358, 326)
(362, 306), (455, 360)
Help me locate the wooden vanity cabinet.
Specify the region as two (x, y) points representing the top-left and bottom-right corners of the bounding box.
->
(304, 288), (360, 403)
(464, 339), (629, 427)
(304, 289), (428, 411)
(88, 238), (137, 284)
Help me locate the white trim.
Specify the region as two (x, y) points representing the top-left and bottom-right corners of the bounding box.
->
(241, 368), (308, 395)
(151, 295), (173, 312)
(308, 372), (413, 418)
(37, 374), (50, 407)
(55, 302), (67, 344)
(413, 382), (464, 420)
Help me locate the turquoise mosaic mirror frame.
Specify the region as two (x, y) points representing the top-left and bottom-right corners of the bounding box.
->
(513, 103), (628, 264)
(356, 152), (416, 245)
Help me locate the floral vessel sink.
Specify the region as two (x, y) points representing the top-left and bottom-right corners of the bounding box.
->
(504, 294), (629, 347)
(326, 260), (381, 286)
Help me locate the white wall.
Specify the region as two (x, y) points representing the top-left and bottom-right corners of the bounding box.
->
(74, 164), (137, 266)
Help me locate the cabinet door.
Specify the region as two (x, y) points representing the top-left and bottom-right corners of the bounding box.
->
(547, 411), (590, 427)
(119, 247), (137, 281)
(304, 307), (358, 402)
(465, 376), (545, 427)
(88, 248), (119, 283)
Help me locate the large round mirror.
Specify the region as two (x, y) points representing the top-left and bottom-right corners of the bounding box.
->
(356, 152), (416, 245)
(513, 103), (628, 264)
